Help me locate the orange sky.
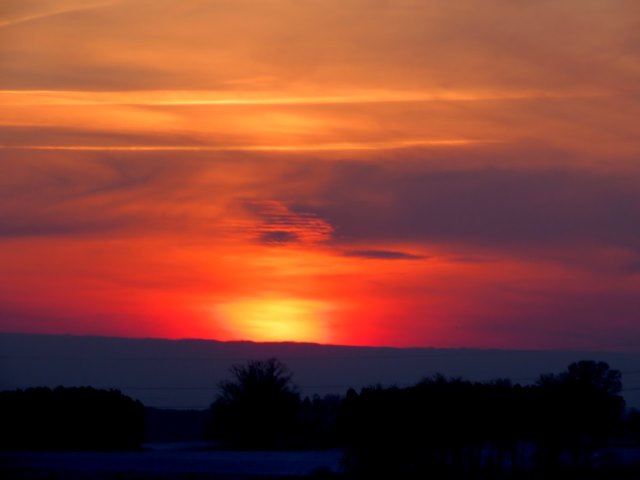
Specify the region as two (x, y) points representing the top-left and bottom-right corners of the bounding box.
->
(1, 0), (640, 349)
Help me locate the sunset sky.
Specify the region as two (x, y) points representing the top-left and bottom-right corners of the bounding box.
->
(1, 0), (639, 349)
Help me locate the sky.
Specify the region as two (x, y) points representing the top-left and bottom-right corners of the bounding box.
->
(1, 0), (639, 350)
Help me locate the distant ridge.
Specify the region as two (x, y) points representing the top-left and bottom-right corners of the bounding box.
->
(2, 332), (639, 409)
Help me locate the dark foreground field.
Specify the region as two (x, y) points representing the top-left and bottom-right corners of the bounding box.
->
(0, 446), (343, 480)
(3, 446), (640, 480)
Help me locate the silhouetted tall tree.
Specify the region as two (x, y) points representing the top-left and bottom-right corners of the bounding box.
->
(208, 358), (301, 449)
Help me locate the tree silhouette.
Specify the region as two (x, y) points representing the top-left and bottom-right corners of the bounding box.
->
(535, 361), (625, 470)
(538, 360), (622, 395)
(208, 358), (301, 449)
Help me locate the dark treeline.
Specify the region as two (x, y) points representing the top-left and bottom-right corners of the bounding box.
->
(0, 386), (144, 451)
(2, 359), (640, 477)
(340, 371), (625, 477)
(205, 359), (639, 477)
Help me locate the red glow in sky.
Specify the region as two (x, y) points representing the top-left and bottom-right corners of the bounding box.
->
(1, 1), (640, 349)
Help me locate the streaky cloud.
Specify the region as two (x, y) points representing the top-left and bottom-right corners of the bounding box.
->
(0, 88), (609, 106)
(344, 249), (427, 260)
(0, 139), (487, 152)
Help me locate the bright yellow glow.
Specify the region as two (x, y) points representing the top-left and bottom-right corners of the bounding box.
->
(218, 297), (332, 343)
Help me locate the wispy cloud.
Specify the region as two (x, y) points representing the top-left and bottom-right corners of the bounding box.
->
(245, 200), (333, 245)
(0, 1), (115, 28)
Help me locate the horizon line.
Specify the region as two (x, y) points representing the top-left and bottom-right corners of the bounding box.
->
(1, 330), (638, 354)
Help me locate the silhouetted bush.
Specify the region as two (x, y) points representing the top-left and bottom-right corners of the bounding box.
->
(0, 386), (144, 451)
